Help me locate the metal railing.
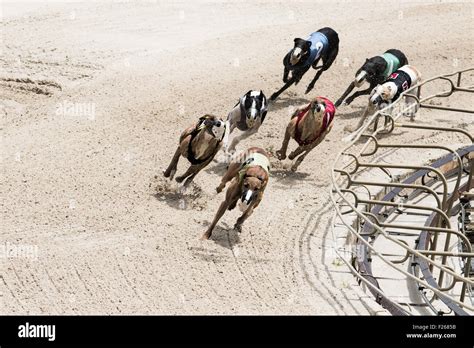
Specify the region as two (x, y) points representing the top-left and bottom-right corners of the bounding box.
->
(330, 67), (474, 315)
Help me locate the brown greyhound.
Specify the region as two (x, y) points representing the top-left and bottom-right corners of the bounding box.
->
(276, 96), (335, 171)
(163, 114), (226, 186)
(201, 147), (270, 240)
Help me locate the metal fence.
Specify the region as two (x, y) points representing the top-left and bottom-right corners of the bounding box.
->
(330, 67), (474, 315)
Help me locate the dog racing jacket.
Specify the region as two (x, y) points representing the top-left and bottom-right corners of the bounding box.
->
(238, 152), (270, 182)
(187, 116), (225, 165)
(301, 31), (328, 69)
(387, 67), (414, 102)
(381, 52), (402, 78)
(294, 97), (335, 146)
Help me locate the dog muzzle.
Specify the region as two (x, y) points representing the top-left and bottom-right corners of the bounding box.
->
(211, 121), (226, 140)
(354, 71), (367, 87)
(246, 108), (259, 127)
(311, 103), (325, 114)
(238, 189), (254, 212)
(370, 93), (383, 106)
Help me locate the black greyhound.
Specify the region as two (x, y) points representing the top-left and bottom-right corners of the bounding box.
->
(335, 49), (408, 107)
(270, 27), (339, 101)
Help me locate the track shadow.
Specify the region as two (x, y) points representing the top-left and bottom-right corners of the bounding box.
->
(152, 181), (208, 211)
(203, 159), (228, 177)
(336, 105), (366, 119)
(270, 169), (312, 185)
(268, 95), (310, 112)
(189, 246), (230, 264)
(200, 221), (241, 249)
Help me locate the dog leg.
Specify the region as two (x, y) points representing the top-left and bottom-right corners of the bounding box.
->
(234, 205), (255, 232)
(229, 127), (257, 153)
(305, 69), (324, 94)
(283, 67), (289, 83)
(345, 85), (374, 106)
(288, 144), (307, 160)
(175, 164), (199, 184)
(292, 129), (328, 171)
(291, 151), (308, 172)
(202, 185), (238, 240)
(276, 124), (292, 160)
(183, 171), (199, 187)
(335, 81), (356, 107)
(307, 45), (338, 95)
(201, 199), (231, 240)
(270, 79), (295, 100)
(291, 143), (318, 172)
(216, 164), (240, 193)
(163, 146), (181, 180)
(344, 104), (375, 134)
(311, 57), (322, 70)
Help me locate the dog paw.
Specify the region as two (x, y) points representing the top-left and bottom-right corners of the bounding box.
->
(200, 232), (211, 240)
(290, 164), (299, 172)
(175, 176), (184, 183)
(276, 150), (286, 160)
(234, 224), (242, 232)
(288, 152), (296, 160)
(305, 86), (314, 94)
(216, 185), (224, 193)
(270, 93), (278, 101)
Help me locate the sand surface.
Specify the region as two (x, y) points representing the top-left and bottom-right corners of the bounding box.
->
(1, 0), (473, 314)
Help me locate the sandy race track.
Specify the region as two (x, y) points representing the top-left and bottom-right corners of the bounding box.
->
(1, 0), (473, 314)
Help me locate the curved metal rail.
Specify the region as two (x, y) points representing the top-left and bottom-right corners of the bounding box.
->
(330, 67), (474, 315)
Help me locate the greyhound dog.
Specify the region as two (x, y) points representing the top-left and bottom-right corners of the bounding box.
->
(276, 96), (335, 171)
(335, 49), (408, 107)
(163, 114), (226, 186)
(224, 90), (268, 154)
(350, 65), (421, 132)
(201, 147), (270, 240)
(270, 27), (339, 100)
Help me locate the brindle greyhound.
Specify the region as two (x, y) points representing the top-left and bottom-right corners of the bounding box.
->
(163, 114), (225, 187)
(201, 147), (270, 240)
(276, 96), (335, 171)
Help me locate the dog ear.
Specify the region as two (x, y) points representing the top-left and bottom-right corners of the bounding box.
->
(293, 38), (305, 47)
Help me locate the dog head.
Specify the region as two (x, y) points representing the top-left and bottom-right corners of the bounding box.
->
(290, 38), (311, 65)
(309, 98), (326, 116)
(238, 166), (267, 212)
(356, 57), (386, 86)
(369, 82), (397, 107)
(241, 90), (267, 128)
(201, 115), (226, 140)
